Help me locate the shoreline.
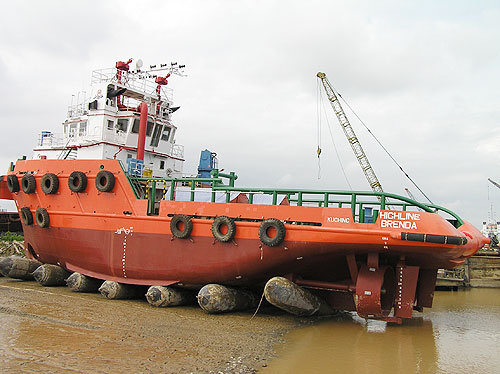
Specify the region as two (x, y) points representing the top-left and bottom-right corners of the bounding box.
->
(0, 277), (311, 373)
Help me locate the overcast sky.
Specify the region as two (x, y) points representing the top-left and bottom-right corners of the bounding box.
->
(0, 0), (499, 227)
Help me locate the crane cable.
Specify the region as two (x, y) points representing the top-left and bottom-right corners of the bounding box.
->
(330, 83), (434, 205)
(316, 80), (322, 179)
(317, 80), (353, 189)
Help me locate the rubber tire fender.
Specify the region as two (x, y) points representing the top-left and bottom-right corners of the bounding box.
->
(170, 215), (193, 239)
(6, 175), (20, 193)
(95, 170), (115, 192)
(21, 174), (36, 194)
(41, 173), (59, 194)
(20, 207), (33, 225)
(259, 218), (286, 247)
(68, 171), (87, 193)
(35, 208), (50, 228)
(212, 216), (236, 242)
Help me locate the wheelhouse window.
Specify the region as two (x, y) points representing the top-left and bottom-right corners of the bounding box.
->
(107, 120), (114, 130)
(117, 118), (128, 132)
(146, 121), (154, 136)
(160, 160), (165, 169)
(150, 124), (163, 147)
(79, 121), (87, 136)
(131, 118), (154, 136)
(161, 126), (171, 141)
(64, 124), (68, 135)
(69, 123), (77, 137)
(132, 118), (139, 133)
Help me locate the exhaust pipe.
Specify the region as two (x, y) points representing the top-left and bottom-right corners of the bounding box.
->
(137, 102), (148, 161)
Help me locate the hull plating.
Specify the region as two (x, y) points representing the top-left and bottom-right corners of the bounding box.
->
(7, 159), (488, 287)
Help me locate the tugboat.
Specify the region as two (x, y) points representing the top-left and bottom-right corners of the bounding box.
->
(0, 58), (489, 323)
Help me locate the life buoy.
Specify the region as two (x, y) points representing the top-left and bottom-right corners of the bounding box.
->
(68, 171), (87, 193)
(212, 216), (236, 242)
(41, 173), (59, 194)
(259, 218), (286, 247)
(20, 207), (33, 225)
(170, 215), (193, 239)
(6, 175), (19, 193)
(35, 208), (50, 228)
(21, 174), (36, 194)
(95, 170), (115, 192)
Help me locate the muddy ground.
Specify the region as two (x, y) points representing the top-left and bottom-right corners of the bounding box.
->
(0, 277), (310, 374)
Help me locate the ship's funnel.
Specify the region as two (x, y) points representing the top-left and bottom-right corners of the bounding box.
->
(137, 102), (148, 161)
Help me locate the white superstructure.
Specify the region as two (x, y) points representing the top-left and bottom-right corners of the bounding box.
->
(33, 58), (185, 178)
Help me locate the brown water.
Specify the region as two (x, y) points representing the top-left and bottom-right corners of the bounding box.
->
(261, 288), (500, 374)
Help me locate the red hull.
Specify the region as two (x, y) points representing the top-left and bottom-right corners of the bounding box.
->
(23, 221), (479, 287)
(2, 159), (489, 321)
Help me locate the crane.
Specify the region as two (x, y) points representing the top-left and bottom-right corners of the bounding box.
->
(488, 178), (500, 190)
(486, 178), (500, 248)
(404, 188), (423, 211)
(316, 72), (383, 193)
(404, 187), (416, 200)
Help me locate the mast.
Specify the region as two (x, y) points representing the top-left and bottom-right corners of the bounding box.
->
(317, 72), (383, 193)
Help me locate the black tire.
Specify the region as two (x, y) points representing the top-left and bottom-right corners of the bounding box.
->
(41, 173), (59, 194)
(212, 216), (236, 242)
(7, 175), (19, 193)
(21, 174), (36, 194)
(35, 208), (50, 228)
(259, 218), (286, 247)
(95, 170), (115, 192)
(170, 215), (193, 239)
(20, 207), (33, 225)
(68, 171), (87, 193)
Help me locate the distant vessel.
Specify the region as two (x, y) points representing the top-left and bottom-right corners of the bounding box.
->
(0, 59), (489, 323)
(484, 178), (500, 250)
(481, 221), (499, 250)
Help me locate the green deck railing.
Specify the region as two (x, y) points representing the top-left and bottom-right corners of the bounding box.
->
(127, 169), (464, 227)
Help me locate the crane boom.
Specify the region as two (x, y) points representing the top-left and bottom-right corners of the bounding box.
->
(488, 178), (500, 190)
(317, 72), (383, 193)
(404, 188), (416, 200)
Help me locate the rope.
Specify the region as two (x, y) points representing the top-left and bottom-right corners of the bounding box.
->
(331, 84), (434, 205)
(318, 86), (353, 189)
(316, 80), (322, 179)
(250, 290), (266, 320)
